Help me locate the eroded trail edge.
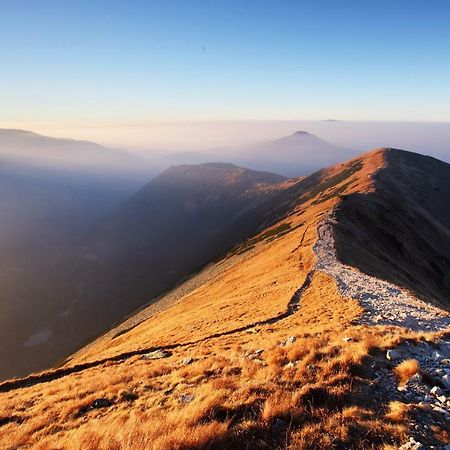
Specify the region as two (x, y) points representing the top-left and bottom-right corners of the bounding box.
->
(314, 214), (450, 332)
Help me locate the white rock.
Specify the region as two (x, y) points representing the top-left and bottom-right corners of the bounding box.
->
(430, 386), (443, 396)
(386, 349), (400, 361)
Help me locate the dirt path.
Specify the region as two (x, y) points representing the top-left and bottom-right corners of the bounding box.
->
(0, 267), (314, 393)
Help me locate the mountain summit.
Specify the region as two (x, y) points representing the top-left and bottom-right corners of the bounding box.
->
(226, 130), (358, 177)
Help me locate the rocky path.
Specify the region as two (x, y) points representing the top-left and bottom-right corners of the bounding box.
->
(313, 216), (450, 332)
(313, 214), (450, 449)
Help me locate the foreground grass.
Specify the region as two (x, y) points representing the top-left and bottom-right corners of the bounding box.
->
(1, 272), (442, 450)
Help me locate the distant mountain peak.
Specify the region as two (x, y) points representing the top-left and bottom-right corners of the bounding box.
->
(291, 130), (312, 137)
(199, 162), (240, 170)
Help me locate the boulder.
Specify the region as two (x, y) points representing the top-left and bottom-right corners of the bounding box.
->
(141, 349), (172, 360)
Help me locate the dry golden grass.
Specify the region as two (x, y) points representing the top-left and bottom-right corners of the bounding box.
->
(0, 271), (423, 450)
(393, 359), (420, 387)
(385, 401), (411, 423)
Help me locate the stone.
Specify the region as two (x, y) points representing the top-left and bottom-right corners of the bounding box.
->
(342, 337), (353, 342)
(442, 374), (450, 389)
(286, 336), (297, 345)
(409, 373), (422, 383)
(141, 349), (172, 360)
(432, 405), (446, 414)
(181, 357), (194, 365)
(430, 386), (443, 396)
(386, 349), (400, 361)
(399, 437), (424, 450)
(92, 398), (113, 409)
(179, 394), (195, 404)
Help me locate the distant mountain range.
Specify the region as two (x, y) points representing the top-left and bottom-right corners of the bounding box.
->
(0, 129), (154, 177)
(166, 130), (358, 177)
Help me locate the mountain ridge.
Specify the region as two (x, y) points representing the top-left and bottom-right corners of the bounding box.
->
(1, 147), (449, 449)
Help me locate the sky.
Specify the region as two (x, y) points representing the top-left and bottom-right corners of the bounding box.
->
(1, 0), (450, 146)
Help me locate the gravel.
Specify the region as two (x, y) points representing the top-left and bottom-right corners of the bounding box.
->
(313, 215), (450, 332)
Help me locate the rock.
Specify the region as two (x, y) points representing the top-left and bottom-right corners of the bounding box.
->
(92, 398), (113, 409)
(430, 386), (443, 396)
(141, 349), (172, 360)
(247, 349), (264, 359)
(437, 395), (447, 404)
(253, 358), (267, 366)
(442, 374), (450, 389)
(285, 362), (295, 369)
(179, 394), (195, 404)
(386, 349), (400, 361)
(342, 337), (353, 342)
(409, 373), (422, 384)
(432, 405), (446, 414)
(286, 336), (296, 345)
(181, 357), (194, 365)
(399, 437), (424, 450)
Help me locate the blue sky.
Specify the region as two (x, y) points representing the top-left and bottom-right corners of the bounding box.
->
(1, 0), (450, 122)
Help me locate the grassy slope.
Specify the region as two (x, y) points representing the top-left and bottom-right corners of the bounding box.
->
(0, 149), (448, 449)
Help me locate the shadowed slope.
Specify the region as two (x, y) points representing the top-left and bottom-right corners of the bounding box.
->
(334, 148), (450, 309)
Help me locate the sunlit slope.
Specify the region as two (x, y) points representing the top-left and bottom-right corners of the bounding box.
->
(71, 149), (382, 364)
(1, 149), (449, 450)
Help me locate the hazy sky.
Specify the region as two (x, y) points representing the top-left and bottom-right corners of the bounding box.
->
(2, 0), (450, 127)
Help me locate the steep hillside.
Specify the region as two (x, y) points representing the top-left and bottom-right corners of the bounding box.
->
(0, 160), (150, 381)
(334, 149), (450, 309)
(64, 164), (288, 355)
(0, 149), (449, 449)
